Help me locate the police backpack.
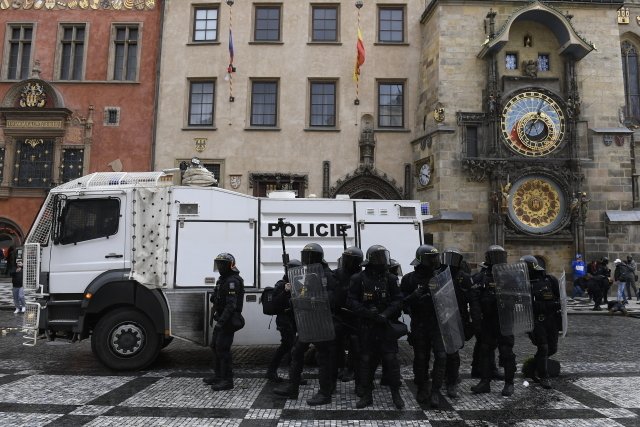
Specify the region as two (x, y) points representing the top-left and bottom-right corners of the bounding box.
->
(260, 287), (280, 316)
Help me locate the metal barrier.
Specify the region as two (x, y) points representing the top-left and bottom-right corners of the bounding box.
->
(22, 302), (41, 347)
(23, 243), (40, 291)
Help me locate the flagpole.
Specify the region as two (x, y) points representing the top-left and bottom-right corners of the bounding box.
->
(227, 0), (235, 102)
(354, 0), (363, 105)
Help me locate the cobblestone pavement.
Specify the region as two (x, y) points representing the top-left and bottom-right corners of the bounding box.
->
(0, 310), (639, 426)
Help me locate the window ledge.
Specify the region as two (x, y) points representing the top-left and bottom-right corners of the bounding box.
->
(182, 126), (217, 131)
(244, 126), (281, 131)
(307, 41), (342, 46)
(248, 41), (284, 45)
(186, 41), (221, 46)
(304, 127), (340, 132)
(374, 128), (411, 133)
(374, 42), (410, 46)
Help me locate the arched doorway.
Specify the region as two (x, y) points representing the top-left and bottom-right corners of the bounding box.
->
(0, 218), (23, 275)
(330, 165), (404, 200)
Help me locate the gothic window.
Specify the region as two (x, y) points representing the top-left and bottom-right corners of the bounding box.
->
(59, 25), (85, 80)
(61, 148), (84, 183)
(7, 25), (33, 80)
(14, 139), (54, 188)
(537, 54), (550, 72)
(505, 53), (518, 70)
(622, 41), (640, 120)
(112, 25), (139, 81)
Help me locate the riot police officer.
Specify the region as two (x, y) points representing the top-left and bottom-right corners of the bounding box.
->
(441, 247), (474, 399)
(273, 243), (337, 406)
(265, 259), (302, 382)
(522, 255), (561, 389)
(347, 244), (405, 409)
(470, 245), (517, 397)
(203, 253), (245, 391)
(333, 246), (363, 383)
(401, 245), (446, 407)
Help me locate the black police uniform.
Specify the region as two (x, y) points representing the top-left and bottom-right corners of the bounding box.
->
(470, 266), (517, 396)
(401, 265), (447, 406)
(265, 273), (297, 381)
(444, 264), (473, 396)
(210, 269), (244, 390)
(332, 266), (360, 382)
(529, 272), (561, 388)
(348, 266), (404, 409)
(274, 262), (338, 406)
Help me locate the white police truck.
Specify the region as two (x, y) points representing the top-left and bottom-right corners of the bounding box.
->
(21, 172), (428, 371)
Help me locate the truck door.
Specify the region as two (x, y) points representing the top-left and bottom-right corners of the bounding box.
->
(48, 195), (127, 294)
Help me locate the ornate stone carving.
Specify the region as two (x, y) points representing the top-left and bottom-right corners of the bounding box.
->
(330, 165), (403, 200)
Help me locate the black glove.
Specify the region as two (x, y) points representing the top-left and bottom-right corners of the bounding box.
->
(413, 286), (426, 299)
(214, 322), (223, 333)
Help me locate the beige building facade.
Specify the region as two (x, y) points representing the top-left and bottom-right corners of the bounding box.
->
(155, 0), (640, 276)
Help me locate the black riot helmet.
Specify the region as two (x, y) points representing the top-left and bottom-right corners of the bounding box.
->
(485, 244), (507, 266)
(601, 257), (609, 265)
(442, 247), (464, 269)
(301, 243), (324, 265)
(214, 252), (238, 275)
(410, 245), (441, 270)
(341, 246), (363, 273)
(389, 258), (403, 276)
(362, 244), (391, 267)
(520, 254), (544, 277)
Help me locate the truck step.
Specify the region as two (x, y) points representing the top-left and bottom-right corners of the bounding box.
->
(47, 300), (83, 306)
(47, 319), (79, 325)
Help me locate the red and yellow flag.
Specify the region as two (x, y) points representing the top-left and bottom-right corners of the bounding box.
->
(354, 27), (365, 81)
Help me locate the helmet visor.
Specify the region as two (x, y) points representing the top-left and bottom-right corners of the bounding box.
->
(442, 251), (463, 269)
(486, 250), (507, 266)
(214, 260), (230, 273)
(342, 254), (362, 272)
(301, 251), (323, 265)
(367, 249), (390, 266)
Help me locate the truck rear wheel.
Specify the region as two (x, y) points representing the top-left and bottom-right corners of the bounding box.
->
(92, 307), (161, 371)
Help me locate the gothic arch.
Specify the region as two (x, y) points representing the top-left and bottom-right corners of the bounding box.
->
(0, 217), (25, 247)
(478, 1), (594, 61)
(330, 166), (403, 200)
(0, 78), (65, 108)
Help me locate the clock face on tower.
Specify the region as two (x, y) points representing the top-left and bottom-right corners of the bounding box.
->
(418, 163), (431, 187)
(501, 90), (566, 157)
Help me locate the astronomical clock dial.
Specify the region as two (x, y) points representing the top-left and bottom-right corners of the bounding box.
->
(501, 91), (566, 157)
(507, 176), (567, 234)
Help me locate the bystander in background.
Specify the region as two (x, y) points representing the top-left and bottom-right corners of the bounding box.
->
(571, 253), (586, 299)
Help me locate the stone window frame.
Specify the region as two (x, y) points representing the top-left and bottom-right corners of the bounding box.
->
(108, 23), (142, 82)
(192, 5), (220, 43)
(537, 53), (550, 72)
(103, 106), (120, 126)
(187, 79), (216, 127)
(505, 52), (518, 70)
(55, 23), (88, 81)
(248, 78), (280, 128)
(376, 79), (405, 129)
(253, 4), (282, 43)
(377, 5), (406, 44)
(310, 4), (340, 43)
(308, 79), (338, 129)
(4, 23), (34, 80)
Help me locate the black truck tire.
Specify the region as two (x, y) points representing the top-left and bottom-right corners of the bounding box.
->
(92, 307), (161, 371)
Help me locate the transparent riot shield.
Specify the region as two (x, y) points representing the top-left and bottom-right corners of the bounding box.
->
(288, 264), (335, 343)
(559, 270), (568, 338)
(430, 267), (465, 354)
(492, 262), (534, 336)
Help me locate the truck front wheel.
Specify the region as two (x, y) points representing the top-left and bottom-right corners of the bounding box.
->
(92, 308), (161, 371)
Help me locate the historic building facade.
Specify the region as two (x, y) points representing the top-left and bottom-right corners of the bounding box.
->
(416, 0), (639, 273)
(0, 0), (162, 252)
(154, 0), (421, 199)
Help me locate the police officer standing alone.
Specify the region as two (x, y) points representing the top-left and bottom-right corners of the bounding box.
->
(522, 255), (561, 389)
(204, 253), (245, 391)
(401, 245), (447, 407)
(348, 244), (405, 409)
(470, 245), (517, 397)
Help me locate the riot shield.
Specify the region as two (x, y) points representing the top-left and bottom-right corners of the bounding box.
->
(559, 270), (568, 338)
(288, 264), (335, 343)
(430, 267), (465, 354)
(492, 262), (534, 336)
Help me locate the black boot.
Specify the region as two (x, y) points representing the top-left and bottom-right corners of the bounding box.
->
(341, 368), (355, 382)
(273, 384), (299, 399)
(540, 378), (552, 389)
(211, 379), (233, 391)
(429, 391), (441, 408)
(202, 375), (221, 385)
(501, 382), (514, 396)
(416, 384), (429, 403)
(307, 392), (331, 406)
(265, 371), (283, 383)
(391, 388), (405, 409)
(446, 383), (458, 398)
(471, 380), (491, 394)
(356, 391), (373, 409)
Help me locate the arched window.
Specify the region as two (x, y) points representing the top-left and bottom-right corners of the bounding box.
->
(622, 41), (640, 119)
